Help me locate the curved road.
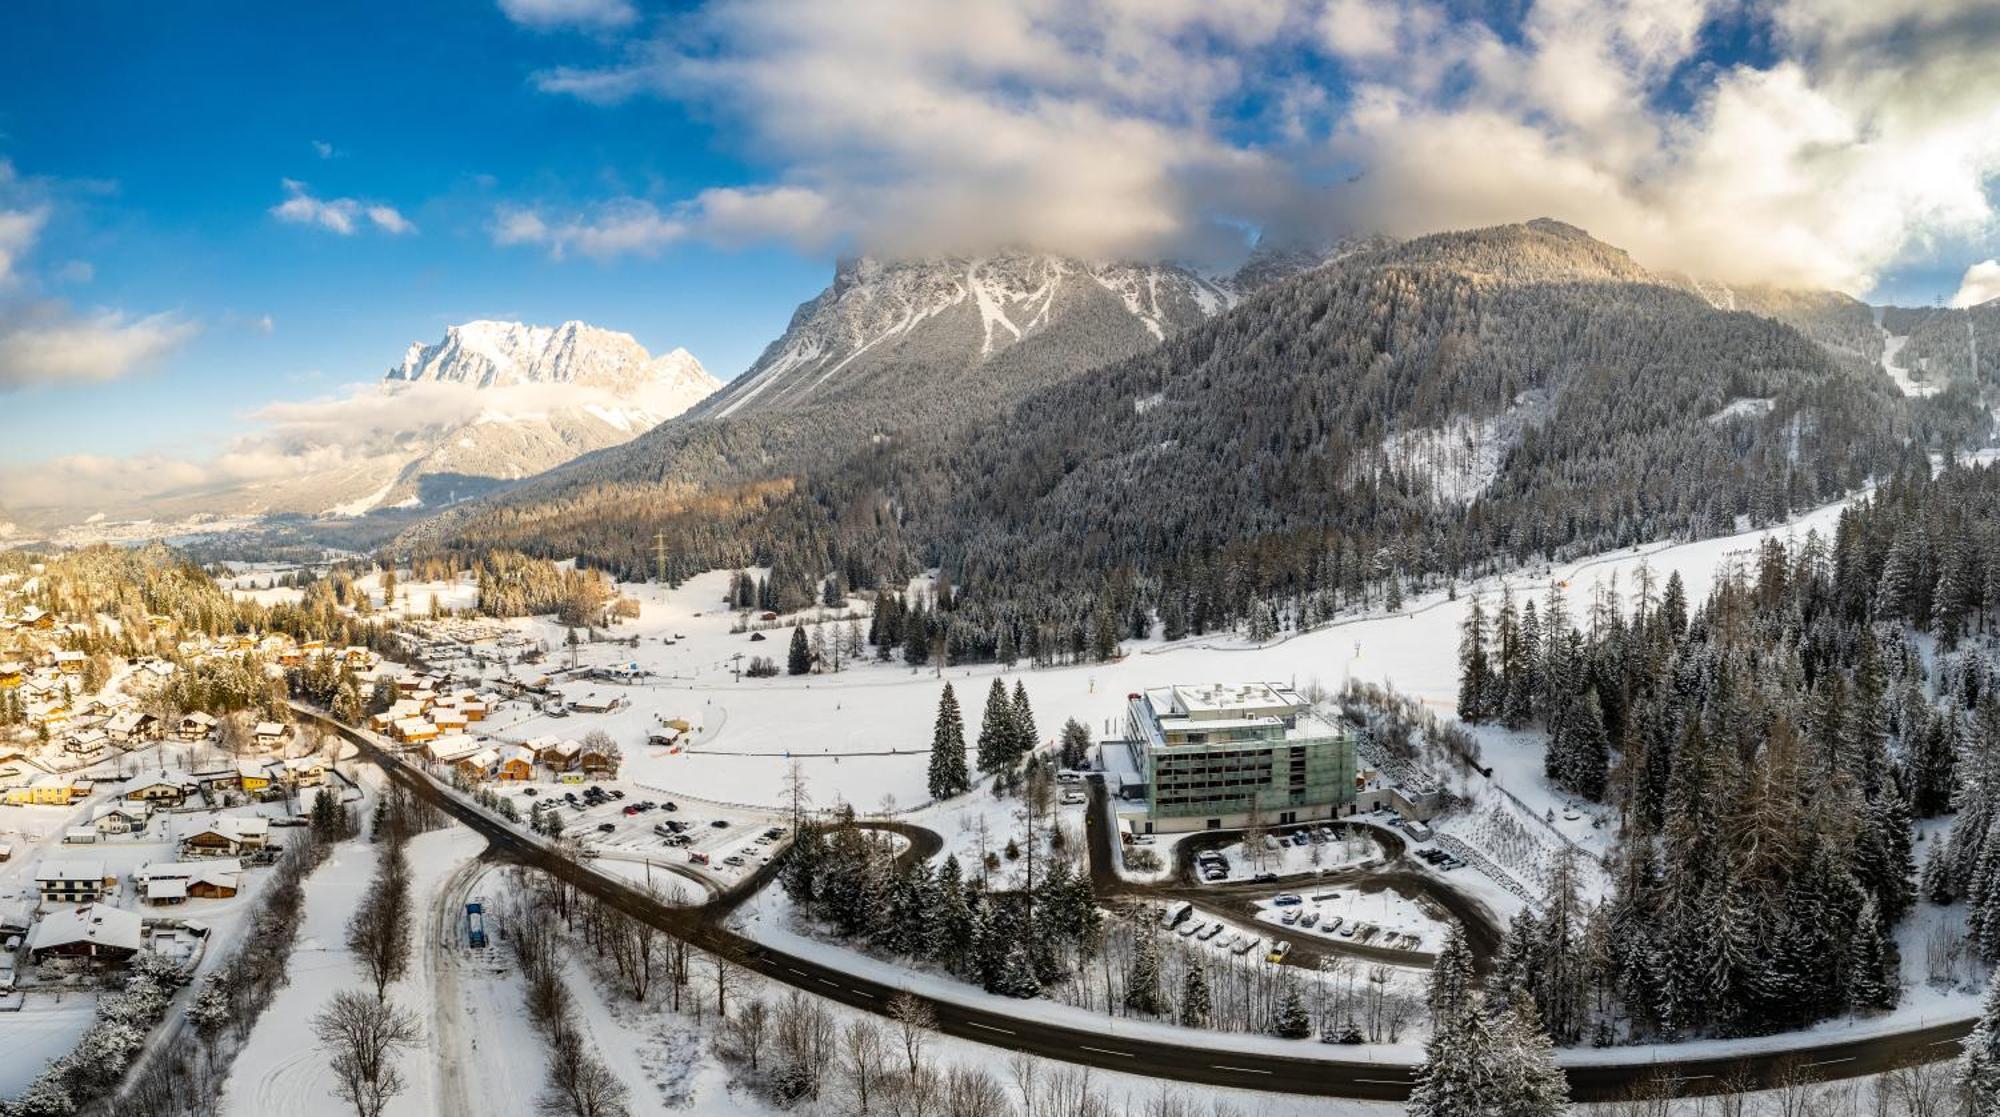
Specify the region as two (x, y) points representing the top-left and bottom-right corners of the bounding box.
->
(301, 708), (1970, 1102)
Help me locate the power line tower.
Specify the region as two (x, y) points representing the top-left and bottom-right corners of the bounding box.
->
(653, 531), (669, 586)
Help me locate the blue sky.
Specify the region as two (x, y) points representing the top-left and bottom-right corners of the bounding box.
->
(0, 2), (824, 465)
(3, 0), (1999, 501)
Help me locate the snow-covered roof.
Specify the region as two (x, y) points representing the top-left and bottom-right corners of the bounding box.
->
(35, 860), (105, 884)
(142, 858), (244, 880)
(29, 904), (142, 954)
(253, 721), (286, 737)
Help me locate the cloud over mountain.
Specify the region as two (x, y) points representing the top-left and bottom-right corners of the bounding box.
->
(523, 0), (2000, 291)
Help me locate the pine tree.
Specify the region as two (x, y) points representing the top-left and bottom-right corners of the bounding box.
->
(976, 678), (1015, 772)
(787, 624), (811, 675)
(1491, 990), (1570, 1117)
(1458, 596), (1492, 722)
(1059, 719), (1092, 770)
(1960, 969), (2000, 1115)
(1125, 925), (1163, 1015)
(1272, 983), (1312, 1039)
(1847, 897), (1898, 1012)
(1178, 957), (1211, 1027)
(1505, 599), (1540, 728)
(927, 684), (971, 799)
(1010, 680), (1038, 762)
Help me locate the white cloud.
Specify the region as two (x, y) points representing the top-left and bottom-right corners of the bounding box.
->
(523, 0), (2000, 290)
(311, 139), (337, 159)
(0, 206), (48, 287)
(498, 0), (636, 31)
(0, 303), (197, 389)
(1953, 260), (2000, 308)
(270, 179), (417, 236)
(55, 260), (93, 284)
(495, 185), (838, 258)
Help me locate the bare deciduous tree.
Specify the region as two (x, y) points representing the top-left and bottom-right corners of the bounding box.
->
(312, 991), (422, 1117)
(887, 992), (934, 1084)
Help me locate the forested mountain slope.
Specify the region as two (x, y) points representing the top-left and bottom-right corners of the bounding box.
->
(421, 220), (1906, 655)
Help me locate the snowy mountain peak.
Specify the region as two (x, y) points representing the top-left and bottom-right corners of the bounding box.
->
(701, 251), (1283, 419)
(388, 319), (717, 399)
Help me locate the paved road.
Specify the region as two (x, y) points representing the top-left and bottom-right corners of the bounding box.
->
(301, 708), (1972, 1102)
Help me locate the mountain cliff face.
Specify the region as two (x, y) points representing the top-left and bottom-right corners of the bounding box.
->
(696, 254), (1224, 420)
(427, 221), (1904, 627)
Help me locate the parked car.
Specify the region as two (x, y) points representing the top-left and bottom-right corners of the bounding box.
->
(610, 789), (626, 800)
(597, 823), (616, 833)
(1197, 923), (1225, 941)
(1177, 920), (1205, 937)
(1061, 791), (1086, 805)
(723, 855), (746, 867)
(1254, 872), (1278, 883)
(710, 819), (730, 828)
(523, 788), (538, 797)
(689, 851), (710, 865)
(1266, 941), (1292, 964)
(663, 801), (679, 812)
(1280, 908), (1302, 925)
(1301, 911), (1319, 928)
(1272, 894), (1303, 907)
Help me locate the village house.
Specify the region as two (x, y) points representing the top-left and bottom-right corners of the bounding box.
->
(276, 755), (327, 787)
(0, 661), (21, 688)
(252, 720), (291, 749)
(495, 744), (535, 781)
(461, 747), (499, 780)
(393, 717), (439, 745)
(431, 708), (469, 734)
(51, 649), (86, 675)
(179, 712), (219, 741)
(578, 744), (619, 776)
(182, 815), (270, 857)
(125, 780), (188, 808)
(36, 860), (113, 904)
(537, 738), (582, 771)
(4, 774), (83, 807)
(19, 605), (53, 630)
(106, 709), (163, 746)
(139, 859), (243, 903)
(64, 727), (110, 758)
(92, 803), (150, 836)
(425, 734), (482, 766)
(236, 760), (274, 795)
(29, 904), (142, 965)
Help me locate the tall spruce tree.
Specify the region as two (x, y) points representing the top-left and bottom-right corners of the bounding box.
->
(1458, 596), (1493, 722)
(787, 624), (812, 675)
(976, 677), (1015, 772)
(928, 683), (971, 800)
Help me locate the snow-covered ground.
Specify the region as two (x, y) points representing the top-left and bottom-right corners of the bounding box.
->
(0, 998), (98, 1096)
(218, 823), (486, 1117)
(369, 495), (1855, 827)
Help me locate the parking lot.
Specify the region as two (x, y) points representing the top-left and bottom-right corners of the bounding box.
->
(490, 780), (790, 887)
(1187, 821), (1387, 885)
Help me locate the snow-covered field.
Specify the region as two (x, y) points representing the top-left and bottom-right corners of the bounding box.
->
(378, 495), (1855, 853)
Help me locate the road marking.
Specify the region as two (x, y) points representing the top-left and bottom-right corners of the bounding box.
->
(1933, 1038), (1966, 1048)
(849, 989), (876, 998)
(967, 1022), (1016, 1035)
(818, 978), (841, 988)
(1210, 1065), (1272, 1075)
(786, 967), (808, 977)
(1078, 1046), (1134, 1058)
(1356, 1078), (1413, 1086)
(1803, 1057), (1855, 1069)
